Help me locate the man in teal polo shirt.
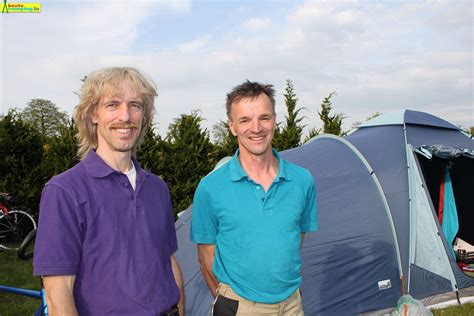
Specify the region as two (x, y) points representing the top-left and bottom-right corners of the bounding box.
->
(190, 81), (317, 315)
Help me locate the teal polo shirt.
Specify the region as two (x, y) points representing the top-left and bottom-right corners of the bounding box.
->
(190, 149), (317, 303)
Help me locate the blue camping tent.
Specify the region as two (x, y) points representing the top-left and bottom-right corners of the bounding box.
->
(175, 109), (474, 315)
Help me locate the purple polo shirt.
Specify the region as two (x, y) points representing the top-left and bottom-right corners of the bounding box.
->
(33, 150), (180, 315)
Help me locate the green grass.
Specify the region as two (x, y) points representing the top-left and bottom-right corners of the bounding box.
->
(432, 302), (474, 315)
(0, 249), (41, 315)
(1, 249), (474, 315)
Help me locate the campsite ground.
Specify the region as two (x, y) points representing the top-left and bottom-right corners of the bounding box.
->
(0, 250), (473, 315)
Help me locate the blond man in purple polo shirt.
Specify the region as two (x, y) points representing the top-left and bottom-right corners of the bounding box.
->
(33, 67), (185, 315)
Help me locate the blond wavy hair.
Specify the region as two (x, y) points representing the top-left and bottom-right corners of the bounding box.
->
(73, 67), (157, 159)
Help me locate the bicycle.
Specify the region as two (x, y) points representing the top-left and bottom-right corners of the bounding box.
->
(0, 192), (37, 250)
(0, 229), (48, 316)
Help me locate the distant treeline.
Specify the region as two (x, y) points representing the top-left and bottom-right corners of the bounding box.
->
(6, 80), (448, 219)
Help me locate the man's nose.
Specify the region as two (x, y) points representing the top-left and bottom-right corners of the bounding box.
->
(117, 103), (131, 122)
(249, 119), (262, 132)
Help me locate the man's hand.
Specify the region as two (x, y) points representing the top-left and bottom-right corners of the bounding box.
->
(197, 244), (219, 297)
(42, 275), (78, 316)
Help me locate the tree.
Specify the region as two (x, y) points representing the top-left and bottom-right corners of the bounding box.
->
(136, 126), (163, 173)
(273, 80), (305, 150)
(469, 126), (473, 136)
(41, 118), (79, 178)
(350, 112), (382, 130)
(318, 91), (345, 136)
(212, 120), (238, 158)
(22, 99), (68, 139)
(304, 91), (347, 142)
(0, 109), (44, 214)
(159, 111), (216, 216)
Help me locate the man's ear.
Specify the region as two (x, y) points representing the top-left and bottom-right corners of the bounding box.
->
(228, 119), (237, 136)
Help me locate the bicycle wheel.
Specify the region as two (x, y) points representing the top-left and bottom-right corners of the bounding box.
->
(0, 210), (37, 250)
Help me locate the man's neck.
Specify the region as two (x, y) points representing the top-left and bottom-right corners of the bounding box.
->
(95, 148), (133, 173)
(238, 149), (278, 190)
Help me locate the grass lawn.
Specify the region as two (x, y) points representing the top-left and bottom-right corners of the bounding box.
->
(1, 249), (474, 315)
(0, 249), (42, 315)
(432, 302), (474, 315)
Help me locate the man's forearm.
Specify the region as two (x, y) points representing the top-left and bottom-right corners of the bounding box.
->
(197, 244), (219, 297)
(171, 255), (185, 315)
(43, 275), (78, 316)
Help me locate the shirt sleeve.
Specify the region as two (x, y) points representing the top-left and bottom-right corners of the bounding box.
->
(301, 172), (318, 233)
(190, 180), (218, 244)
(163, 183), (178, 255)
(33, 183), (83, 276)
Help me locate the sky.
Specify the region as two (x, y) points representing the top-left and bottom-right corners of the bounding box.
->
(1, 0), (473, 137)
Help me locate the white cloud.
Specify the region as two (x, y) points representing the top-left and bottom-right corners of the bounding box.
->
(242, 17), (272, 31)
(177, 36), (211, 53)
(1, 0), (472, 137)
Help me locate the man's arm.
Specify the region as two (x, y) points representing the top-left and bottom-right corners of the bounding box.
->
(171, 254), (185, 315)
(197, 244), (219, 297)
(42, 275), (77, 316)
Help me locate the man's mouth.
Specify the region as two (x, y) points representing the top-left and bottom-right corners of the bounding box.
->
(115, 128), (133, 134)
(249, 135), (266, 141)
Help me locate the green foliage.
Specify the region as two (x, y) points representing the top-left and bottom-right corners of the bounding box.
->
(40, 119), (79, 179)
(365, 112), (382, 121)
(22, 99), (68, 139)
(212, 120), (238, 158)
(304, 126), (322, 143)
(469, 126), (473, 136)
(136, 126), (163, 172)
(350, 112), (383, 130)
(432, 303), (474, 315)
(318, 91), (346, 136)
(0, 110), (43, 213)
(273, 80), (305, 150)
(158, 111), (216, 216)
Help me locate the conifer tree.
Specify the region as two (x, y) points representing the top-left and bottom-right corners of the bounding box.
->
(318, 91), (345, 136)
(136, 126), (163, 173)
(160, 111), (215, 216)
(273, 80), (305, 150)
(41, 118), (79, 179)
(212, 120), (238, 158)
(0, 110), (43, 213)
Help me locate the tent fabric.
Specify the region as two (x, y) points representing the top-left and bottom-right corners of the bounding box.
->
(285, 136), (403, 314)
(175, 109), (474, 315)
(406, 146), (457, 294)
(441, 167), (459, 260)
(358, 109), (459, 130)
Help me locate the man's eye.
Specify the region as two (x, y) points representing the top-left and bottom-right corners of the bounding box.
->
(105, 102), (117, 108)
(131, 103), (143, 109)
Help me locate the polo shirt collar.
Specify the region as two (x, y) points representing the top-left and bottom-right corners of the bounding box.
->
(229, 148), (292, 182)
(83, 150), (148, 179)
